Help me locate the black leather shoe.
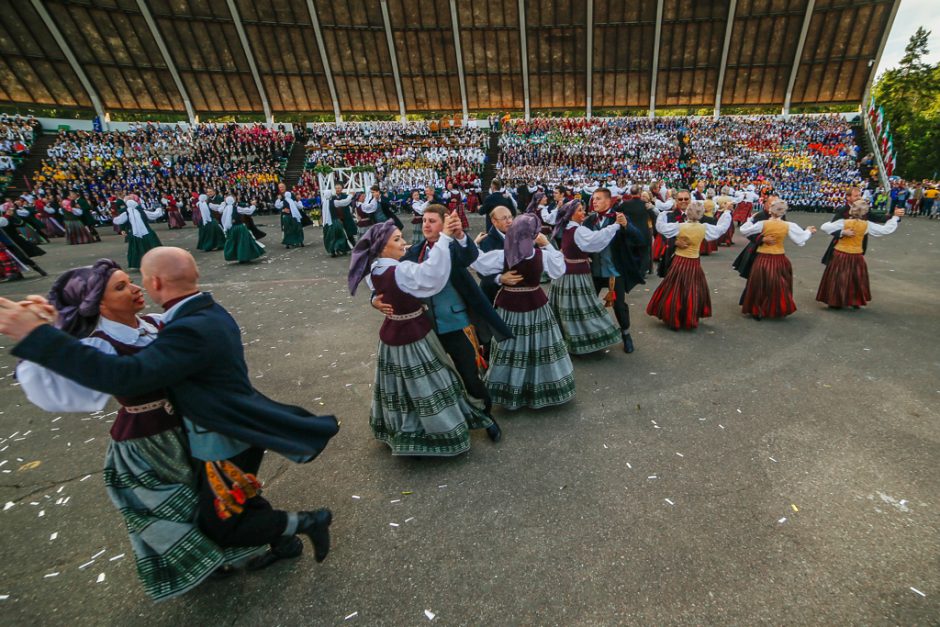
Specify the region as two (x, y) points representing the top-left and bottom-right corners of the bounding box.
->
(485, 418), (502, 443)
(622, 332), (635, 354)
(209, 564), (240, 580)
(246, 535), (304, 571)
(298, 509), (333, 563)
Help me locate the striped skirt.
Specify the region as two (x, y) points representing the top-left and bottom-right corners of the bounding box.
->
(652, 233), (668, 261)
(65, 220), (93, 245)
(411, 220), (425, 247)
(646, 256), (712, 330)
(104, 427), (261, 601)
(372, 333), (492, 456)
(816, 250), (871, 308)
(127, 231), (163, 269)
(485, 304), (575, 410)
(0, 244), (22, 280)
(741, 253), (796, 318)
(549, 272), (620, 354)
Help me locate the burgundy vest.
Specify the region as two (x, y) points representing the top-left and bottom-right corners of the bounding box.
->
(371, 266), (432, 346)
(494, 248), (548, 312)
(561, 225), (591, 275)
(90, 316), (180, 442)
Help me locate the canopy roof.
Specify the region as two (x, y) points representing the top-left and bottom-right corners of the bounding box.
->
(0, 0), (898, 118)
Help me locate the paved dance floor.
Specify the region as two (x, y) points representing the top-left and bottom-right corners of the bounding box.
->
(0, 214), (937, 624)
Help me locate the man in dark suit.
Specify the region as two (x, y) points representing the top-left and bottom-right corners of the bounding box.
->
(584, 189), (645, 353)
(374, 205), (511, 441)
(615, 185), (655, 274)
(0, 247), (338, 570)
(479, 178), (516, 231)
(473, 205), (513, 303)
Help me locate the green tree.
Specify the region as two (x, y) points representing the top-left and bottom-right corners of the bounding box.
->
(872, 27), (940, 180)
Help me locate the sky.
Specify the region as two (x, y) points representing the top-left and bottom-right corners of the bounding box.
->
(875, 0), (940, 77)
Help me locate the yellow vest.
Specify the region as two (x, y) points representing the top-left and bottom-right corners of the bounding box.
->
(756, 220), (789, 255)
(674, 222), (706, 259)
(834, 219), (867, 254)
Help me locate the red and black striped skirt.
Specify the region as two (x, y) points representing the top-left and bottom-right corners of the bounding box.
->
(652, 233), (668, 261)
(646, 256), (711, 330)
(816, 250), (871, 308)
(719, 221), (735, 246)
(741, 253), (796, 318)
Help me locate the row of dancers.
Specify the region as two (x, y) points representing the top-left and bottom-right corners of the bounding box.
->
(347, 189), (902, 458)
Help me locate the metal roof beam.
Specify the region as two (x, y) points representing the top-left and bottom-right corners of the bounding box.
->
(714, 0), (737, 117)
(305, 0), (342, 122)
(29, 0), (108, 127)
(379, 0), (406, 122)
(649, 0), (664, 118)
(586, 0), (594, 119)
(783, 0), (816, 115)
(224, 0), (272, 123)
(449, 0), (469, 122)
(136, 0), (195, 122)
(518, 0), (530, 121)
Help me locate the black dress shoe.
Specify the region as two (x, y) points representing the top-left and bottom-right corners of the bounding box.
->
(246, 535), (304, 571)
(485, 418), (502, 443)
(209, 564), (240, 580)
(298, 509), (333, 563)
(622, 332), (635, 354)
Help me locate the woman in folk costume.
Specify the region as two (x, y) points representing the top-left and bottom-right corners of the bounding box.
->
(320, 189), (351, 256)
(443, 186), (470, 230)
(195, 193), (226, 252)
(408, 189), (429, 246)
(699, 200), (719, 256)
(164, 194), (186, 230)
(816, 200), (902, 309)
(39, 199), (66, 238)
(278, 191), (306, 250)
(646, 201), (731, 330)
(651, 195), (682, 262)
(221, 196), (265, 263)
(715, 198), (736, 247)
(471, 214), (574, 410)
(113, 197), (163, 269)
(60, 198), (95, 245)
(15, 260), (262, 600)
(548, 199), (623, 354)
(347, 219), (495, 457)
(0, 217), (25, 282)
(738, 199), (816, 320)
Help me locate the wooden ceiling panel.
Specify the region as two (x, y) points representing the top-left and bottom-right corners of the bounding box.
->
(592, 0), (657, 107)
(525, 0), (587, 109)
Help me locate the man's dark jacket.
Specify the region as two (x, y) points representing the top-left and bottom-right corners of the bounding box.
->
(402, 236), (512, 342)
(476, 226), (505, 302)
(13, 293), (339, 460)
(582, 211), (646, 293)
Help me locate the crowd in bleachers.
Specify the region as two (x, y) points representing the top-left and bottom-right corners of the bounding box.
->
(33, 123), (292, 216)
(497, 114), (867, 211)
(0, 115), (40, 173)
(302, 121), (486, 193)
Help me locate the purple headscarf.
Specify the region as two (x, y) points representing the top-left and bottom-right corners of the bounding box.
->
(525, 191), (546, 214)
(348, 220), (399, 296)
(47, 258), (123, 338)
(552, 199), (583, 240)
(504, 213), (541, 270)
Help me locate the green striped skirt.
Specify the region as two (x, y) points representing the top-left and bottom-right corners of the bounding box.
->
(371, 332), (492, 456)
(549, 272), (621, 354)
(411, 221), (425, 246)
(197, 221), (226, 251)
(485, 304), (576, 410)
(126, 231), (163, 269)
(223, 224), (265, 262)
(104, 427), (261, 601)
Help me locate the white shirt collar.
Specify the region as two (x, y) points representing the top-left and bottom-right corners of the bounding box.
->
(96, 315), (159, 346)
(163, 292), (202, 324)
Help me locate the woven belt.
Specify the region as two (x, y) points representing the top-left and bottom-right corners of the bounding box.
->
(501, 285), (541, 293)
(564, 257), (589, 264)
(123, 399), (174, 415)
(388, 307), (426, 321)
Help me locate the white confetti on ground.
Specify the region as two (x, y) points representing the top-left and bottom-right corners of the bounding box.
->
(424, 609), (436, 620)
